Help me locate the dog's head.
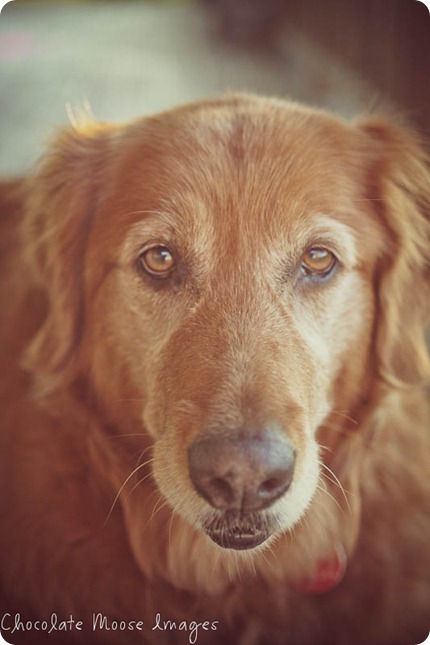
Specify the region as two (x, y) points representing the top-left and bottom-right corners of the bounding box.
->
(23, 95), (430, 587)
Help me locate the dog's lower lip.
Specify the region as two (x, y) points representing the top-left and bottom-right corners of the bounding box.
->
(205, 528), (269, 550)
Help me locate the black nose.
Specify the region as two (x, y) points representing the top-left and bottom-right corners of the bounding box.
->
(187, 427), (295, 512)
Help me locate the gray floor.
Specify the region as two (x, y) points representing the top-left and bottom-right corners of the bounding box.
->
(0, 1), (376, 177)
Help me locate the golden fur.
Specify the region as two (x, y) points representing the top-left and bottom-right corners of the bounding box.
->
(0, 94), (429, 644)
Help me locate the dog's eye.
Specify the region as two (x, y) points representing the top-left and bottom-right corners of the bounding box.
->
(139, 245), (175, 277)
(301, 247), (337, 277)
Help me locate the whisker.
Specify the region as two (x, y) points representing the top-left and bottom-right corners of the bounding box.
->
(249, 551), (258, 577)
(319, 421), (354, 434)
(135, 451), (155, 468)
(257, 545), (272, 574)
(317, 483), (343, 513)
(104, 461), (149, 525)
(234, 550), (242, 582)
(320, 462), (352, 514)
(168, 510), (175, 551)
(127, 470), (155, 496)
(330, 410), (359, 426)
(212, 549), (222, 579)
(148, 497), (169, 526)
(130, 446), (154, 472)
(318, 444), (334, 454)
(130, 463), (173, 496)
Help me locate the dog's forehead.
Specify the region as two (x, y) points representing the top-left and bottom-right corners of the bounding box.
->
(122, 100), (357, 205)
(110, 100), (367, 252)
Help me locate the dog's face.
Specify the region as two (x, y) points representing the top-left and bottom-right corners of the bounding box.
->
(25, 96), (430, 565)
(96, 102), (383, 551)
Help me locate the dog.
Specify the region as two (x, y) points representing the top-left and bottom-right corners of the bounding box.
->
(0, 93), (429, 645)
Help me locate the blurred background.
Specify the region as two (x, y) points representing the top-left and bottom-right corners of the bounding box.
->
(0, 0), (429, 176)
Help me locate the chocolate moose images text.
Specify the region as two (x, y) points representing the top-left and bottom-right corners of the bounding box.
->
(1, 613), (220, 644)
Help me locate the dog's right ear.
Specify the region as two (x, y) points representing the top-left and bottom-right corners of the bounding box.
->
(356, 118), (430, 387)
(22, 122), (116, 396)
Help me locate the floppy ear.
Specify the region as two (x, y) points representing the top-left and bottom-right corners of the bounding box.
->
(22, 122), (115, 395)
(357, 118), (430, 386)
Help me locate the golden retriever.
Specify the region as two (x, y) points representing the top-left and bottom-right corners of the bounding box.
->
(0, 94), (429, 645)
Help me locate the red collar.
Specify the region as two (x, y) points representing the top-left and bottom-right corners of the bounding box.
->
(292, 545), (347, 594)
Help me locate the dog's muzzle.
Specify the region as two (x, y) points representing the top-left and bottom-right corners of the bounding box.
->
(188, 426), (295, 550)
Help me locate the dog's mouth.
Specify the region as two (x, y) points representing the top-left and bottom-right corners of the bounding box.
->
(203, 513), (271, 550)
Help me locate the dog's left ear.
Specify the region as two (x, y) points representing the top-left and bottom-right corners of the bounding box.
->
(357, 118), (430, 386)
(22, 121), (117, 396)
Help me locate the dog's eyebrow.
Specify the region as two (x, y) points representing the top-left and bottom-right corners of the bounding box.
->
(119, 212), (180, 264)
(121, 209), (177, 226)
(300, 215), (358, 267)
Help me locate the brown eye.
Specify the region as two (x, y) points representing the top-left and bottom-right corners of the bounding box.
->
(301, 247), (337, 277)
(139, 245), (175, 277)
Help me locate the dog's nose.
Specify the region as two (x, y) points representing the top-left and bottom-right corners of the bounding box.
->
(187, 428), (295, 512)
